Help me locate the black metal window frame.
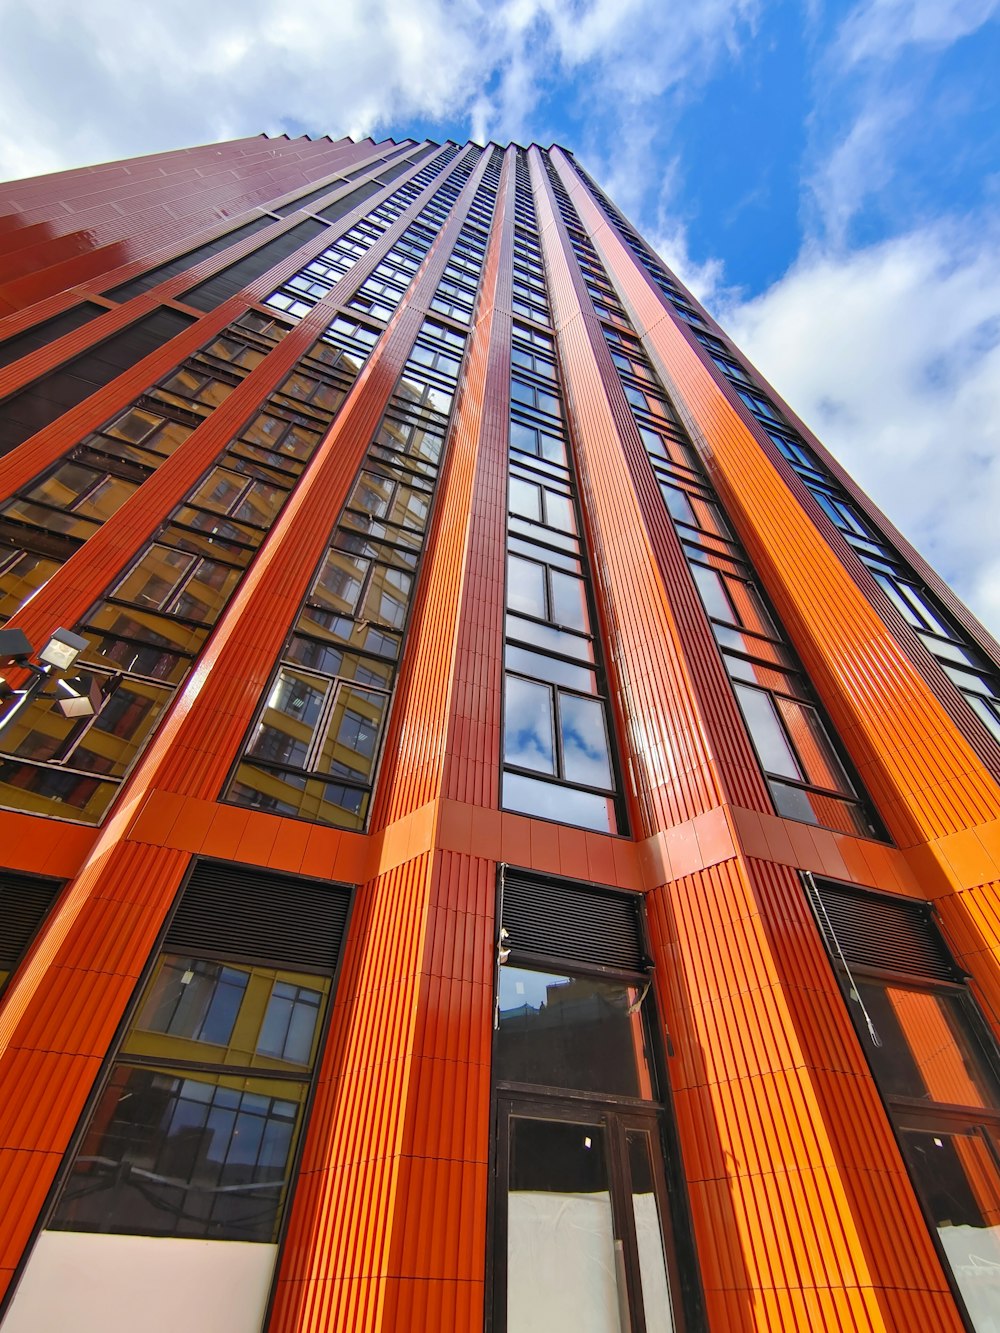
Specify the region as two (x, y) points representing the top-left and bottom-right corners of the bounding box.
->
(40, 857), (354, 1254)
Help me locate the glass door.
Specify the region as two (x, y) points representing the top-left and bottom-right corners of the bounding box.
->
(494, 1097), (682, 1333)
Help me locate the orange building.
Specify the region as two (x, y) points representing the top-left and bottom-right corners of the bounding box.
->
(1, 133), (1000, 1333)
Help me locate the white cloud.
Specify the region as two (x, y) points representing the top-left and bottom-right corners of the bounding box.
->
(836, 0), (1000, 64)
(0, 0), (756, 182)
(803, 0), (1000, 243)
(806, 98), (906, 251)
(720, 220), (1000, 637)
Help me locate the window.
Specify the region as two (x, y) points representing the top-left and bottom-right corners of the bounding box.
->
(48, 861), (349, 1244)
(491, 870), (699, 1332)
(810, 877), (1000, 1332)
(499, 172), (626, 836)
(698, 319), (1000, 749)
(228, 175), (502, 831)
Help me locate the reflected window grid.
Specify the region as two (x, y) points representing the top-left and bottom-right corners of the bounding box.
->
(229, 153), (505, 829)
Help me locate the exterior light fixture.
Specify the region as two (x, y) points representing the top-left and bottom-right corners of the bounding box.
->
(0, 627), (34, 668)
(53, 672), (104, 719)
(0, 626), (104, 737)
(38, 628), (88, 671)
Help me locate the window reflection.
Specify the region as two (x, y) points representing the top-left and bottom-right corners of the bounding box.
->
(230, 157), (503, 830)
(496, 966), (655, 1098)
(505, 678), (556, 774)
(52, 1065), (305, 1243)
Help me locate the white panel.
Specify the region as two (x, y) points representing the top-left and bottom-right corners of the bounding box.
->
(507, 1193), (622, 1333)
(2, 1231), (278, 1333)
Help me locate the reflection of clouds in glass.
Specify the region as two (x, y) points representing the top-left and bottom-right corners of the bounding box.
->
(550, 571), (588, 631)
(507, 555), (546, 617)
(503, 773), (613, 834)
(560, 695), (612, 789)
(504, 677), (555, 773)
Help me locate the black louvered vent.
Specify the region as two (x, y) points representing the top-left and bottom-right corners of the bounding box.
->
(0, 303), (104, 371)
(502, 868), (645, 972)
(0, 308), (195, 457)
(108, 216), (275, 300)
(813, 878), (959, 982)
(278, 178), (380, 220)
(180, 218), (327, 312)
(0, 870), (63, 973)
(166, 860), (351, 974)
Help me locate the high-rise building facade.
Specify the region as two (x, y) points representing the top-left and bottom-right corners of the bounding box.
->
(1, 131), (1000, 1333)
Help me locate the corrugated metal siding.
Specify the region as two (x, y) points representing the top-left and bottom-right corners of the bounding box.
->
(0, 138), (998, 1333)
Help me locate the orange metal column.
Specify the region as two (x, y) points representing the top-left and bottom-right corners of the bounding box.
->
(267, 147), (514, 1333)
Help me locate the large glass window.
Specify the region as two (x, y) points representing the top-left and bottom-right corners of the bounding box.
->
(500, 158), (625, 835)
(50, 953), (331, 1243)
(229, 154), (505, 830)
(0, 312), (376, 826)
(48, 861), (348, 1247)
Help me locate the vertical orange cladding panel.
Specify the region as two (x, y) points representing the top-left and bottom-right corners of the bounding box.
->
(268, 150), (513, 1333)
(0, 841), (190, 1301)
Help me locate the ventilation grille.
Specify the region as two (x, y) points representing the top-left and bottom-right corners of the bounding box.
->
(0, 308), (195, 458)
(166, 860), (351, 974)
(501, 868), (645, 972)
(109, 216), (275, 300)
(180, 218), (327, 312)
(0, 303), (104, 371)
(0, 871), (63, 972)
(812, 878), (958, 982)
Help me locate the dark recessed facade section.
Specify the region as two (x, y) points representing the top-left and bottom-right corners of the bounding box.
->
(273, 143), (428, 219)
(106, 216), (276, 301)
(0, 308), (195, 457)
(501, 867), (646, 972)
(298, 179), (384, 226)
(166, 859), (352, 973)
(0, 869), (64, 993)
(179, 218), (328, 312)
(0, 303), (105, 372)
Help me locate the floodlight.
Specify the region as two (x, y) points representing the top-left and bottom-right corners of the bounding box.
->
(38, 628), (89, 671)
(0, 627), (34, 668)
(53, 672), (104, 719)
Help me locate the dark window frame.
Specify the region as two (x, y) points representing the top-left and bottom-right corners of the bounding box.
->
(487, 869), (703, 1333)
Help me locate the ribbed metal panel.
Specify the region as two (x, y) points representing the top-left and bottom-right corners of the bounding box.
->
(813, 878), (958, 981)
(0, 871), (62, 973)
(166, 860), (351, 974)
(501, 868), (644, 971)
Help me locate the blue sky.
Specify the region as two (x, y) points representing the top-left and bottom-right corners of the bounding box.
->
(2, 0), (999, 632)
